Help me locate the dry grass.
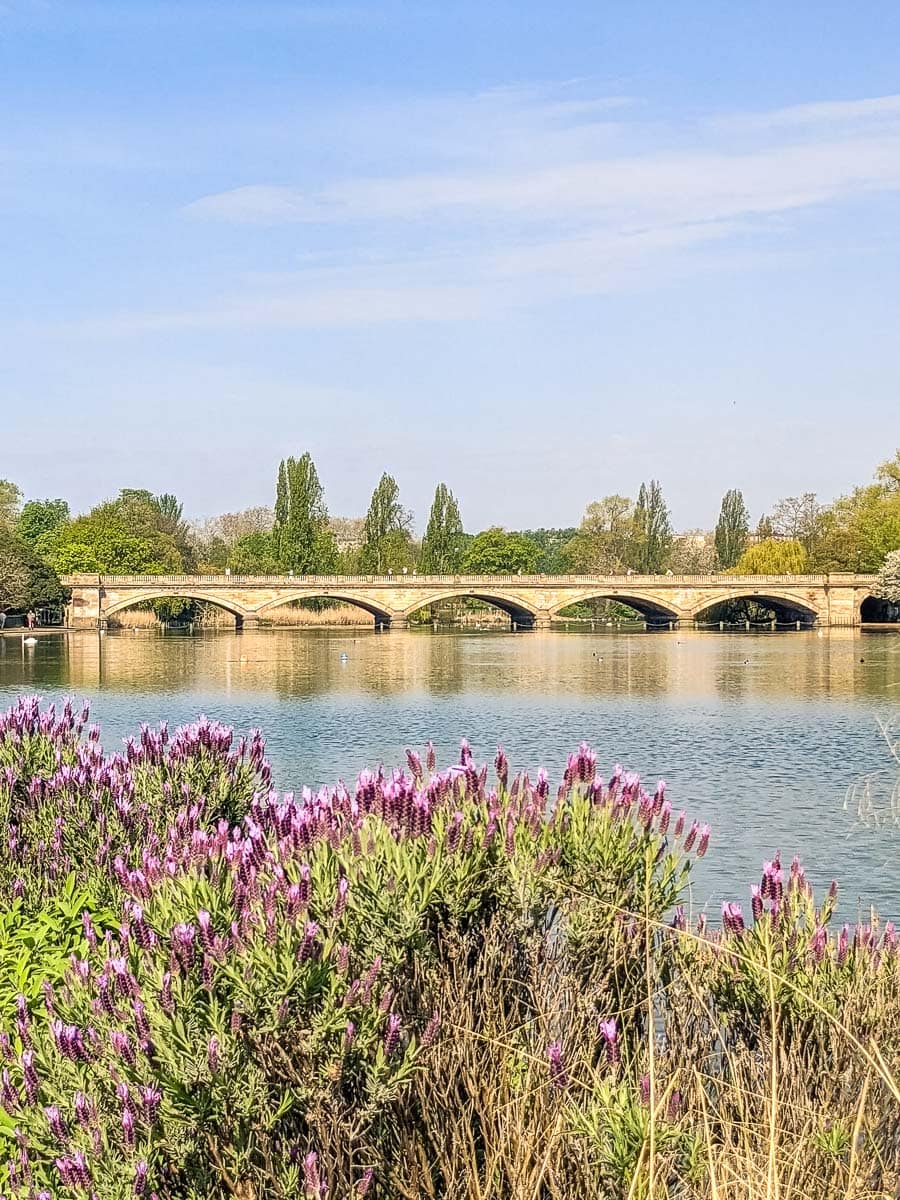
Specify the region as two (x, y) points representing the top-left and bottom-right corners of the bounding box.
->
(377, 911), (900, 1200)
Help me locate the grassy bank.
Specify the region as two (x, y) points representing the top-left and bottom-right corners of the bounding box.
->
(0, 698), (897, 1199)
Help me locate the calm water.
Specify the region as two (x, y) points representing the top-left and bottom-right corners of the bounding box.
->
(1, 627), (899, 918)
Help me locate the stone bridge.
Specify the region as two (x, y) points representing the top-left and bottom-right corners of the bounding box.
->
(61, 572), (878, 630)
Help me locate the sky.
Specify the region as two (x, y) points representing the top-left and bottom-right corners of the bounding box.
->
(1, 1), (899, 534)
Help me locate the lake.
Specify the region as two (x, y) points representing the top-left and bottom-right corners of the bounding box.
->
(1, 626), (898, 919)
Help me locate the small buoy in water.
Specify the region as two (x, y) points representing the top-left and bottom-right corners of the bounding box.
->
(816, 629), (824, 638)
(239, 654), (247, 664)
(340, 652), (348, 661)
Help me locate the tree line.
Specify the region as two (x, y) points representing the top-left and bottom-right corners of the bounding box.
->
(1, 450), (899, 614)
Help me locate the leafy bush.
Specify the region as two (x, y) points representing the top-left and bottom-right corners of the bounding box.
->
(0, 699), (897, 1200)
(0, 696), (271, 910)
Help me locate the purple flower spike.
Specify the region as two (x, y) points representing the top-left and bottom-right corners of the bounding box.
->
(22, 1050), (39, 1106)
(140, 1084), (162, 1123)
(333, 876), (350, 920)
(303, 1151), (320, 1195)
(384, 1013), (402, 1060)
(1, 1069), (19, 1113)
(134, 1159), (149, 1196)
(639, 1073), (651, 1106)
(356, 1167), (375, 1196)
(599, 1018), (620, 1065)
(420, 1011), (441, 1048)
(197, 910), (214, 953)
(207, 1036), (220, 1073)
(45, 1104), (68, 1143)
(299, 921), (320, 964)
(70, 1150), (91, 1188)
(696, 824), (711, 857)
(547, 1041), (569, 1090)
(110, 1029), (136, 1067)
(722, 901), (745, 935)
(116, 1081), (136, 1119)
(495, 746), (508, 786)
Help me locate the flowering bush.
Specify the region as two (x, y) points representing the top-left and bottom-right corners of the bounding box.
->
(0, 698), (897, 1200)
(0, 696), (271, 909)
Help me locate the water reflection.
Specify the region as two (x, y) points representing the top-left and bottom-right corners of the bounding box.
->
(1, 626), (899, 917)
(3, 626), (897, 703)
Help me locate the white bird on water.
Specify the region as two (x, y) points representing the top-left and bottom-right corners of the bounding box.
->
(23, 637), (37, 646)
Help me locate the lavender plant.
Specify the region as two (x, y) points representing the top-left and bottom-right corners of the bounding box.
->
(0, 699), (897, 1199)
(0, 697), (272, 909)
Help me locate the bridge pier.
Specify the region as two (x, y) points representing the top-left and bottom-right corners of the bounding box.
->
(238, 615), (260, 631)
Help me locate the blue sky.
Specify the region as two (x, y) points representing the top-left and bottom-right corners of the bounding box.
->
(2, 1), (899, 532)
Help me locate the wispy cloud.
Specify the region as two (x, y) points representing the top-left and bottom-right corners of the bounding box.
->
(186, 113), (900, 227)
(711, 93), (900, 132)
(61, 88), (900, 335)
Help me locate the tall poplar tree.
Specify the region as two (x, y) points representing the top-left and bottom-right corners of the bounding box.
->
(360, 474), (413, 573)
(714, 489), (750, 569)
(633, 480), (673, 573)
(272, 453), (337, 573)
(419, 483), (464, 573)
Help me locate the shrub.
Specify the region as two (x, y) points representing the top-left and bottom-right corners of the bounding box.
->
(0, 699), (897, 1199)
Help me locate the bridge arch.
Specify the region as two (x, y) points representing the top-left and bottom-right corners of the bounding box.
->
(860, 592), (898, 622)
(255, 591), (395, 626)
(103, 590), (251, 624)
(548, 590), (683, 624)
(691, 591), (820, 624)
(400, 589), (539, 627)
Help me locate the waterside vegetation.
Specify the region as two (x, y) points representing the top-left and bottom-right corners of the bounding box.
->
(0, 697), (897, 1198)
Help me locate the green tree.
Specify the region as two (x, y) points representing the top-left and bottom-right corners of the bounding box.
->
(272, 454), (337, 573)
(824, 451), (900, 570)
(515, 528), (577, 574)
(714, 489), (750, 569)
(360, 474), (413, 573)
(0, 480), (22, 528)
(0, 526), (65, 610)
(419, 484), (465, 574)
(563, 496), (636, 572)
(734, 538), (809, 574)
(17, 498), (70, 546)
(153, 493), (194, 565)
(228, 532), (281, 575)
(633, 480), (673, 573)
(39, 492), (185, 575)
(462, 527), (540, 574)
